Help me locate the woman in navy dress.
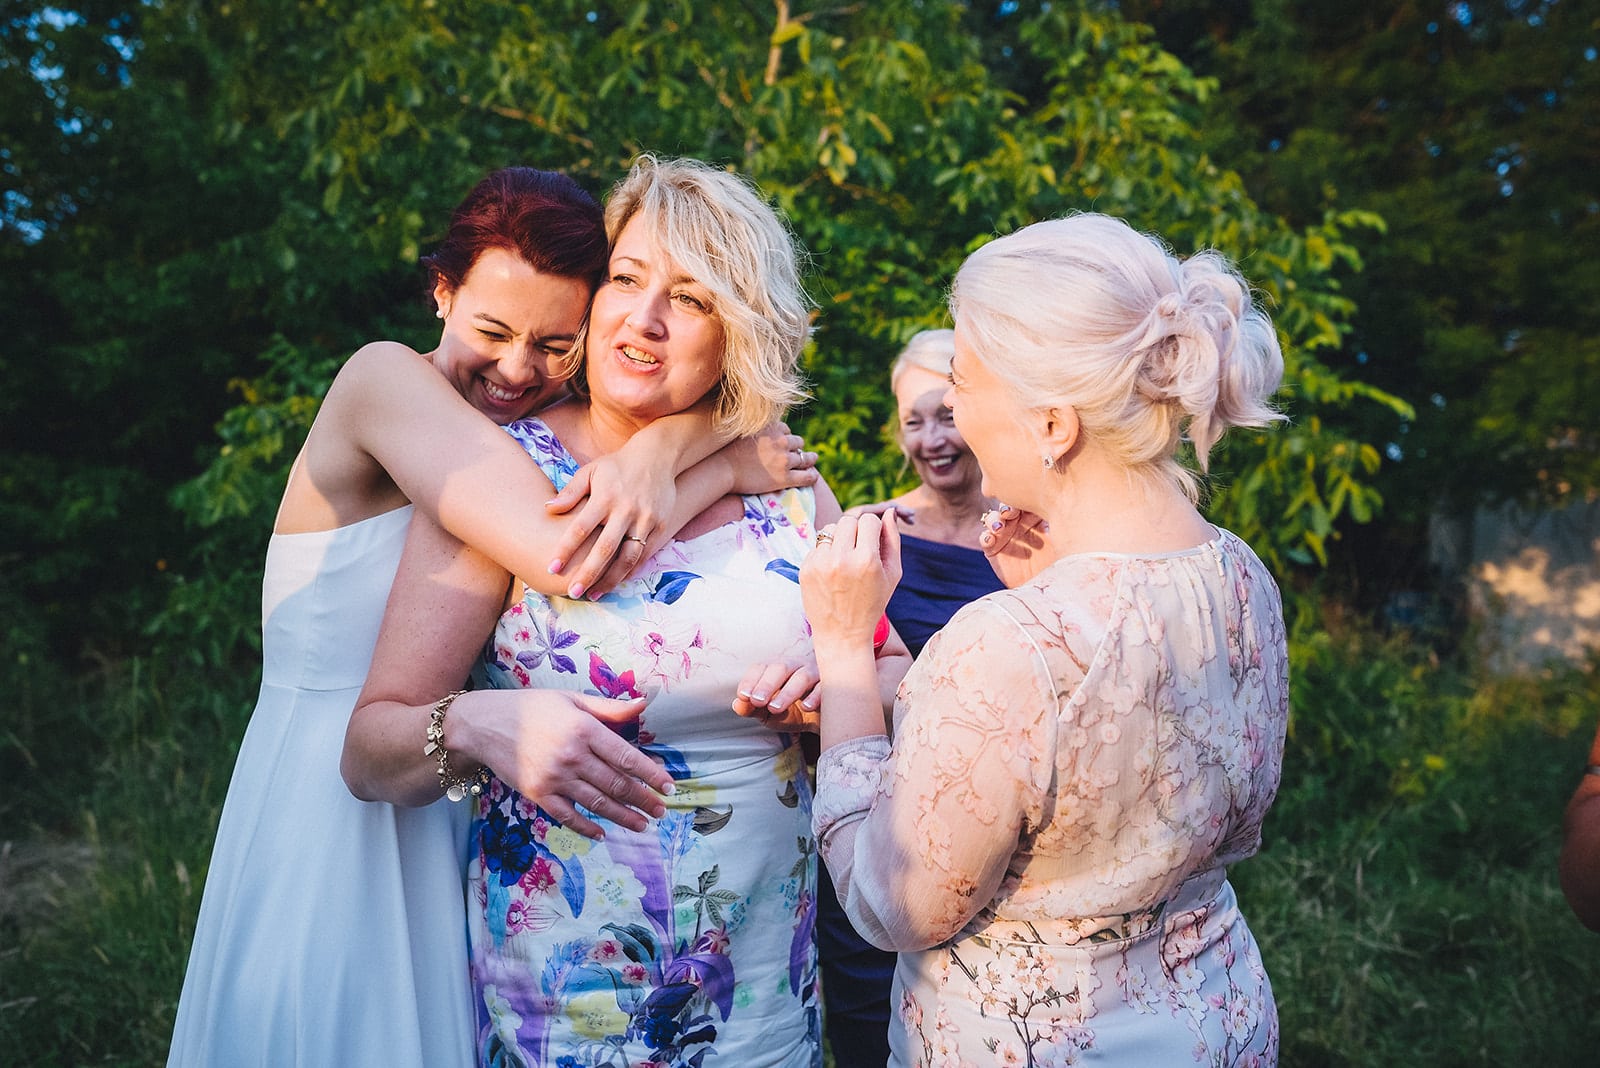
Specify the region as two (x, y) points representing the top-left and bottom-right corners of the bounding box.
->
(818, 330), (1003, 1066)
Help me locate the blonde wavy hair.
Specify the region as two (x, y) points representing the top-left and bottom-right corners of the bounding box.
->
(557, 155), (811, 437)
(950, 214), (1285, 501)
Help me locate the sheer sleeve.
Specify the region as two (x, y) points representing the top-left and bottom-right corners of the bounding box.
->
(813, 597), (1060, 951)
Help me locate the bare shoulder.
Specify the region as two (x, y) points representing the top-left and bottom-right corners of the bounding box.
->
(276, 341), (422, 532)
(325, 340), (432, 407)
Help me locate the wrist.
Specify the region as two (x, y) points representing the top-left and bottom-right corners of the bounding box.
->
(429, 690), (490, 801)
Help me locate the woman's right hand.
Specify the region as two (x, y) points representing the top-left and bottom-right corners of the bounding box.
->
(464, 690), (676, 841)
(979, 503), (1051, 588)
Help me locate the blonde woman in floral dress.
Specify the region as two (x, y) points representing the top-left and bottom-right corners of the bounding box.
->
(802, 214), (1290, 1066)
(345, 156), (909, 1067)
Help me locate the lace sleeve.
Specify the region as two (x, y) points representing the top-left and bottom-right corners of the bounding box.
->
(813, 597), (1059, 951)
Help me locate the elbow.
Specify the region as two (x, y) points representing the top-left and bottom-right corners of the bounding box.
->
(839, 884), (966, 953)
(340, 748), (379, 802)
(340, 704), (385, 802)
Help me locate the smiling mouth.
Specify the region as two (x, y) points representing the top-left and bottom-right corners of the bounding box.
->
(621, 345), (660, 367)
(482, 380), (529, 404)
(925, 456), (959, 470)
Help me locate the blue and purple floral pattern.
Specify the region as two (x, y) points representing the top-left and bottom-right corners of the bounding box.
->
(467, 417), (822, 1068)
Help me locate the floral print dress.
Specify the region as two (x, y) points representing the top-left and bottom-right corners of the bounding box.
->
(814, 531), (1290, 1067)
(467, 417), (822, 1068)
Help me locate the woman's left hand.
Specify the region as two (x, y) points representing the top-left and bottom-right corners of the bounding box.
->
(545, 451), (675, 597)
(800, 511), (902, 652)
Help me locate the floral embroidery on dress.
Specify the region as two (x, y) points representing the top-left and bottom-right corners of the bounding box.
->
(816, 531), (1287, 1066)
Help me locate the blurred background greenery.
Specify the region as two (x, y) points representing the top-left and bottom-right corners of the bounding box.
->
(3, 1), (1597, 1064)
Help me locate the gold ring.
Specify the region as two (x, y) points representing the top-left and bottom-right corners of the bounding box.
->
(815, 532), (833, 545)
(624, 535), (647, 546)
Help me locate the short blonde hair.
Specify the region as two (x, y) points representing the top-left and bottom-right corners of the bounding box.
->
(950, 214), (1284, 500)
(559, 155), (811, 437)
(889, 329), (956, 395)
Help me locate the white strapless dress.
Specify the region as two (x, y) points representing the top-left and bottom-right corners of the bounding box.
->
(168, 506), (474, 1067)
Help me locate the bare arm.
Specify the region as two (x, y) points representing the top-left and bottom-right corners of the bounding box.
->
(340, 510), (675, 839)
(1560, 722), (1600, 931)
(333, 344), (758, 598)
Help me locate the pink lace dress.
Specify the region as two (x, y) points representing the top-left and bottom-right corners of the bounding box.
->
(815, 530), (1289, 1067)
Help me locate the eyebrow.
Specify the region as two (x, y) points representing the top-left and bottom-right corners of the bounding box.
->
(613, 253), (703, 288)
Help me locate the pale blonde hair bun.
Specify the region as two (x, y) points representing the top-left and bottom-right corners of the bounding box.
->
(950, 214), (1284, 499)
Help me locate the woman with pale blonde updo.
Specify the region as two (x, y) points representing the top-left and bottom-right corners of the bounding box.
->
(802, 213), (1291, 1065)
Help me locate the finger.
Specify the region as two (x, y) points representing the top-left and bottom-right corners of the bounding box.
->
(539, 798), (607, 841)
(574, 697), (676, 798)
(738, 663), (795, 708)
(578, 766), (663, 828)
(544, 467), (593, 516)
(832, 511), (861, 550)
(766, 667), (819, 711)
(845, 511), (879, 555)
(547, 499), (608, 578)
(589, 533), (653, 597)
(567, 523), (634, 599)
(880, 509), (904, 585)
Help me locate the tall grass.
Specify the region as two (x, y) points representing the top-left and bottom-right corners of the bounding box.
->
(2, 650), (256, 1065)
(3, 615), (1597, 1065)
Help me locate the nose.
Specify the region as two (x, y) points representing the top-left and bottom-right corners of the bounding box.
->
(501, 342), (554, 389)
(625, 289), (669, 338)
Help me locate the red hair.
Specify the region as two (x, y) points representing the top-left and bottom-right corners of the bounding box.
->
(422, 168), (607, 306)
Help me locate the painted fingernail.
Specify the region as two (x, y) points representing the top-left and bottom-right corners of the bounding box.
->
(568, 582), (586, 599)
(548, 559), (564, 574)
(750, 692), (768, 704)
(662, 781), (676, 796)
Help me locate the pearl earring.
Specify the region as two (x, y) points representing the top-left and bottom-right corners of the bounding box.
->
(436, 309), (445, 319)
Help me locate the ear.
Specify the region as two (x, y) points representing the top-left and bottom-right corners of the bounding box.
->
(432, 278), (453, 320)
(1040, 404), (1079, 461)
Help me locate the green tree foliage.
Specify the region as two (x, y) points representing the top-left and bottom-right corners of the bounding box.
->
(1123, 0), (1600, 570)
(3, 0), (1403, 671)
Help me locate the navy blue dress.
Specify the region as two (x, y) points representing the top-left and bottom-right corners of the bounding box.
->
(817, 532), (1003, 1067)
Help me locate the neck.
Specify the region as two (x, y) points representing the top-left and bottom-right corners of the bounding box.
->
(545, 398), (644, 465)
(1034, 452), (1210, 557)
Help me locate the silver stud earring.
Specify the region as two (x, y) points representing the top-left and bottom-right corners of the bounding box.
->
(1042, 453), (1056, 470)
